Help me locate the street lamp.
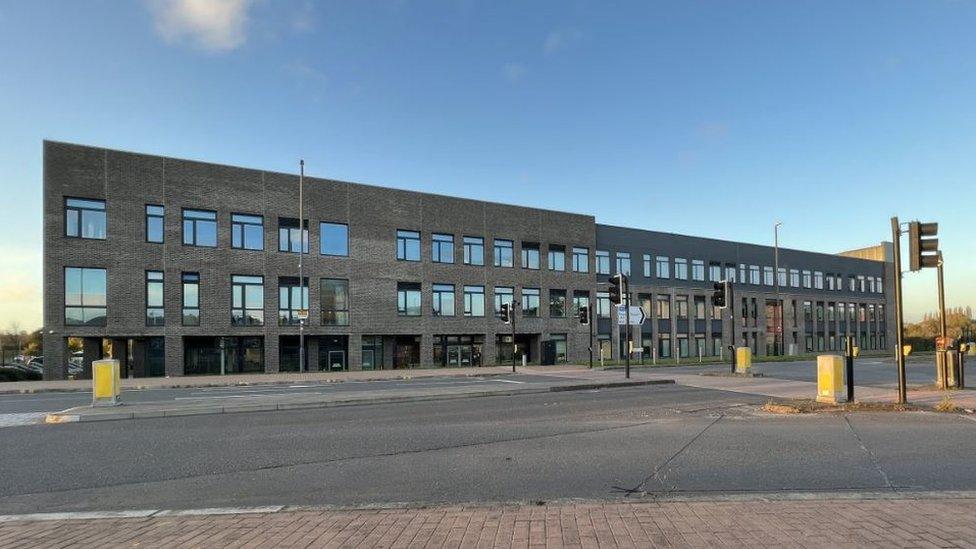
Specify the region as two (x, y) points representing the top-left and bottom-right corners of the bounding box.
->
(299, 159), (305, 373)
(774, 222), (783, 355)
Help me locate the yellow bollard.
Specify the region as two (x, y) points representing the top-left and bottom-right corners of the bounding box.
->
(92, 359), (121, 407)
(735, 347), (752, 374)
(816, 355), (846, 404)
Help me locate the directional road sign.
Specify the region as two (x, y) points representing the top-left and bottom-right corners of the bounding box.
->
(616, 305), (645, 326)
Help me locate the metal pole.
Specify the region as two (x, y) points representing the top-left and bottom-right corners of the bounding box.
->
(511, 303), (517, 373)
(299, 159), (305, 373)
(774, 222), (782, 356)
(625, 277), (631, 379)
(891, 217), (907, 404)
(937, 253), (948, 388)
(846, 335), (855, 403)
(588, 303), (594, 369)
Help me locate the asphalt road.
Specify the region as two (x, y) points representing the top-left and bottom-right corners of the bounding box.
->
(1, 383), (973, 514)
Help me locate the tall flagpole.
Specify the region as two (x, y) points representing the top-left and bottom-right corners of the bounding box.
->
(299, 159), (305, 373)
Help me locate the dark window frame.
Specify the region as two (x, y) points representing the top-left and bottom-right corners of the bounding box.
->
(146, 270), (164, 326)
(146, 204), (164, 244)
(182, 208), (218, 248)
(231, 213), (265, 251)
(64, 197), (107, 240)
(182, 272), (200, 326)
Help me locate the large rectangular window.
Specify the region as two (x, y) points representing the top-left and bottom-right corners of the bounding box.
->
(320, 222), (348, 256)
(494, 286), (514, 316)
(278, 277), (309, 325)
(572, 291), (590, 316)
(146, 204), (164, 243)
(65, 198), (106, 240)
(182, 272), (200, 326)
(749, 265), (760, 285)
(463, 236), (484, 266)
(790, 269), (800, 288)
(709, 262), (722, 282)
(596, 250), (610, 275)
(763, 266), (774, 286)
(321, 278), (349, 325)
(521, 242), (540, 270)
(183, 209), (217, 247)
(432, 233), (454, 263)
(596, 291), (611, 318)
(232, 213), (264, 250)
(494, 239), (514, 267)
(397, 230), (421, 261)
(675, 295), (689, 319)
(231, 275), (264, 326)
(521, 288), (540, 317)
(802, 270), (812, 289)
(692, 260), (705, 281)
(463, 285), (485, 317)
(432, 284), (455, 316)
(656, 256), (670, 279)
(397, 282), (422, 316)
(814, 271), (824, 290)
(548, 245), (566, 271)
(278, 218), (309, 253)
(146, 270), (164, 326)
(64, 267), (106, 326)
(549, 289), (567, 317)
(694, 296), (706, 319)
(616, 252), (631, 276)
(778, 267), (787, 287)
(656, 295), (671, 320)
(674, 258), (688, 280)
(643, 254), (652, 278)
(572, 247), (589, 273)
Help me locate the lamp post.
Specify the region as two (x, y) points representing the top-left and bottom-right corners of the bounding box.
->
(774, 221), (783, 355)
(299, 159), (305, 373)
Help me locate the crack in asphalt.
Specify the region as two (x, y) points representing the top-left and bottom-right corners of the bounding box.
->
(843, 414), (895, 491)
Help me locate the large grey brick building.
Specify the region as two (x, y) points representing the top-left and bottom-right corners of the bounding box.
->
(42, 141), (893, 379)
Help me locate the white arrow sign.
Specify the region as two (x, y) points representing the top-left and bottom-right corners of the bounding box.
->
(616, 305), (645, 326)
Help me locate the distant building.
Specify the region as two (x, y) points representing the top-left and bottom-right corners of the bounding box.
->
(42, 141), (893, 379)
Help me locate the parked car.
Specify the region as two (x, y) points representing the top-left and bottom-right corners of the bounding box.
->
(25, 357), (43, 375)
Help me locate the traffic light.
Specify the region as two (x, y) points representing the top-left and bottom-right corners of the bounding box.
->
(608, 274), (623, 305)
(908, 221), (939, 271)
(711, 281), (727, 308)
(578, 306), (589, 325)
(500, 302), (511, 324)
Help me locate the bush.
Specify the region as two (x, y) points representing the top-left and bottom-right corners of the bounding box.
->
(0, 367), (42, 382)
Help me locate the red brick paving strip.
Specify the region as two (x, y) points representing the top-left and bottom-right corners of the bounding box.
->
(2, 499), (976, 548)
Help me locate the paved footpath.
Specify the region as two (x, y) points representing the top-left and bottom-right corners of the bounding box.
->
(2, 497), (976, 548)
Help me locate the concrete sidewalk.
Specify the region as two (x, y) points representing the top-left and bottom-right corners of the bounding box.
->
(2, 496), (975, 548)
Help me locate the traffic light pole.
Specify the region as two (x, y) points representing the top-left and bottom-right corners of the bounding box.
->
(624, 277), (631, 379)
(511, 305), (517, 373)
(891, 217), (908, 405)
(936, 253), (948, 389)
(588, 303), (594, 369)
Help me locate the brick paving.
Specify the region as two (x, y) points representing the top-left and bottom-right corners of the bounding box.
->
(2, 498), (976, 548)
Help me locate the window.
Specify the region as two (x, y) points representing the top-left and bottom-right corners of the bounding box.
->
(182, 272), (200, 326)
(278, 218), (309, 253)
(183, 209), (217, 247)
(814, 271), (824, 290)
(777, 267), (787, 287)
(146, 205), (164, 243)
(725, 264), (736, 283)
(64, 267), (107, 326)
(320, 222), (349, 256)
(837, 302), (846, 320)
(397, 230), (421, 261)
(749, 265), (760, 285)
(231, 275), (264, 326)
(676, 295), (689, 319)
(692, 260), (705, 281)
(432, 284), (455, 316)
(146, 270), (164, 326)
(494, 286), (514, 316)
(432, 233), (454, 263)
(548, 245), (566, 271)
(595, 250), (610, 275)
(615, 252), (631, 276)
(790, 269), (800, 288)
(643, 255), (653, 278)
(596, 291), (611, 318)
(521, 243), (540, 270)
(65, 198), (106, 239)
(709, 262), (722, 282)
(572, 291), (590, 316)
(397, 282), (422, 316)
(463, 285), (485, 316)
(572, 247), (589, 273)
(463, 236), (484, 266)
(678, 335), (689, 358)
(521, 288), (540, 317)
(835, 275), (843, 291)
(656, 295), (671, 320)
(763, 266), (774, 286)
(739, 264), (747, 283)
(674, 258), (688, 280)
(549, 289), (567, 317)
(816, 302), (824, 322)
(658, 335), (672, 358)
(857, 275), (866, 292)
(494, 239), (514, 267)
(849, 275), (857, 292)
(803, 301), (812, 321)
(826, 273), (836, 291)
(656, 256), (670, 279)
(876, 277), (884, 294)
(232, 213), (264, 250)
(320, 278), (349, 325)
(278, 277), (309, 325)
(694, 296), (706, 319)
(827, 303), (836, 321)
(849, 302), (857, 321)
(802, 270), (812, 289)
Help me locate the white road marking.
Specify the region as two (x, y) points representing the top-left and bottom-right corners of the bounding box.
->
(0, 506), (285, 523)
(495, 379), (525, 384)
(0, 413), (48, 428)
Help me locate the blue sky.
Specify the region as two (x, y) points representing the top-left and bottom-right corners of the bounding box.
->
(1, 0), (974, 329)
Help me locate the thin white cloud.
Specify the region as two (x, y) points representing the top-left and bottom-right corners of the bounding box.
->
(543, 28), (581, 57)
(147, 0), (253, 53)
(501, 62), (526, 83)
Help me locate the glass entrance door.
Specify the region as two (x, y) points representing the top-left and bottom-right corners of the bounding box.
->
(446, 346), (461, 366)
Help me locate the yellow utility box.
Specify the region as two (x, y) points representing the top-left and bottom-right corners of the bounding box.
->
(735, 347), (752, 374)
(92, 359), (121, 407)
(816, 355), (846, 404)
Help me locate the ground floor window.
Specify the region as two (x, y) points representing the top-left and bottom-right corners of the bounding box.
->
(394, 335), (421, 369)
(184, 336), (264, 375)
(712, 336), (722, 357)
(658, 335), (671, 359)
(694, 335), (705, 359)
(318, 335), (348, 371)
(361, 336), (383, 370)
(433, 335), (483, 367)
(677, 335), (689, 358)
(544, 334), (567, 364)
